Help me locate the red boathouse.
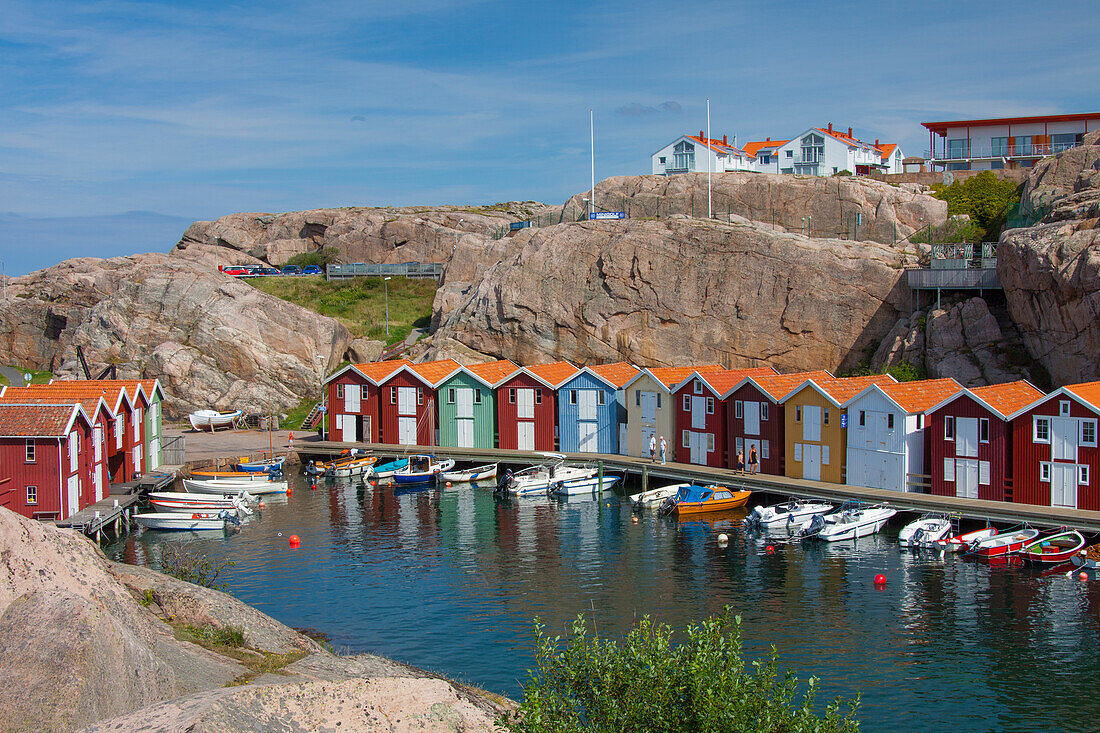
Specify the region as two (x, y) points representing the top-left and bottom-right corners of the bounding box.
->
(496, 362), (579, 452)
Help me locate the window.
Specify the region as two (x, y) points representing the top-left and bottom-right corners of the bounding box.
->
(448, 388), (456, 404)
(656, 393), (661, 409)
(535, 389), (542, 404)
(570, 390), (577, 405)
(694, 379), (703, 394)
(759, 154), (771, 165)
(509, 388), (516, 404)
(683, 395), (691, 411)
(706, 397), (714, 414)
(658, 156), (666, 164)
(1060, 400), (1071, 416)
(795, 406), (802, 422)
(947, 138), (968, 159)
(26, 486), (37, 505)
(761, 403), (768, 421)
(336, 384), (344, 398)
(801, 133), (825, 163)
(390, 387), (397, 404)
(762, 440), (770, 459)
(635, 390), (641, 407)
(822, 445), (830, 464)
(1081, 466), (1091, 486)
(785, 150), (793, 158)
(706, 434), (715, 452)
(735, 401), (743, 419)
(1016, 135), (1033, 155)
(859, 410), (866, 427)
(673, 140), (695, 170)
(991, 137), (1009, 156)
(682, 430), (689, 448)
(887, 414), (894, 430)
(832, 167), (838, 174)
(1034, 416), (1051, 443)
(735, 437), (744, 453)
(361, 385), (369, 400)
(979, 418), (990, 443)
(794, 443), (803, 461)
(25, 440), (35, 463)
(945, 416), (955, 440)
(597, 391), (606, 406)
(1081, 420), (1097, 447)
(823, 408), (830, 425)
(991, 160), (1004, 170)
(474, 389), (482, 404)
(781, 167), (793, 174)
(944, 458), (955, 482)
(1040, 462), (1051, 482)
(1052, 132), (1083, 153)
(417, 388), (423, 405)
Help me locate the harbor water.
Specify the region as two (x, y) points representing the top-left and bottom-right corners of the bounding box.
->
(107, 472), (1100, 731)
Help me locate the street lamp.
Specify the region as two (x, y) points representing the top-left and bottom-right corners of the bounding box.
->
(316, 354), (326, 439)
(384, 276), (392, 337)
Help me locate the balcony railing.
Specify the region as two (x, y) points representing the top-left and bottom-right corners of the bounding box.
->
(326, 262), (443, 280)
(907, 267), (1001, 290)
(926, 141), (1081, 161)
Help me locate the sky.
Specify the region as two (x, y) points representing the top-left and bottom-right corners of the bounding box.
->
(1, 0), (1098, 275)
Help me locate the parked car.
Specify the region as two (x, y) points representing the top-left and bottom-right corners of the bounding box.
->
(301, 265), (323, 275)
(221, 266), (248, 276)
(280, 265), (302, 275)
(258, 267), (280, 275)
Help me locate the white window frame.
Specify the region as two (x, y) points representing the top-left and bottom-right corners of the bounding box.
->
(944, 415), (955, 440)
(390, 387), (397, 404)
(794, 443), (803, 461)
(448, 388), (456, 404)
(795, 405), (802, 423)
(1060, 400), (1071, 416)
(570, 390), (578, 405)
(417, 388), (424, 405)
(508, 388), (516, 404)
(760, 402), (768, 421)
(943, 457), (955, 482)
(25, 439), (35, 463)
(336, 383), (344, 399)
(597, 391), (606, 406)
(979, 418), (990, 443)
(1033, 416), (1051, 444)
(706, 433), (715, 452)
(706, 397), (715, 415)
(681, 430), (689, 448)
(1040, 462), (1051, 482)
(683, 394), (691, 411)
(694, 379), (703, 394)
(734, 401), (743, 419)
(1081, 419), (1097, 447)
(474, 389), (482, 404)
(26, 485), (37, 505)
(822, 445), (830, 465)
(361, 385), (369, 400)
(1081, 465), (1091, 486)
(535, 389), (543, 405)
(823, 408), (830, 426)
(762, 440), (770, 459)
(887, 413), (895, 431)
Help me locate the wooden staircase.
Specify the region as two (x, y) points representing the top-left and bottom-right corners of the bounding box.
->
(301, 399), (325, 430)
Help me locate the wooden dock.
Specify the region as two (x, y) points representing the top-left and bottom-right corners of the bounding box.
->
(56, 470), (177, 541)
(298, 440), (1100, 533)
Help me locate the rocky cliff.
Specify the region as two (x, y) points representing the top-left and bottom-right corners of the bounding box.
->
(998, 131), (1100, 386)
(0, 254), (351, 418)
(0, 507), (507, 732)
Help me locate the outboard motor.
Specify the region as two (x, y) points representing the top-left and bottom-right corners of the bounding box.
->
(658, 496), (677, 517)
(743, 505), (764, 528)
(495, 469), (514, 495)
(798, 513), (825, 538)
(266, 465), (284, 480)
(548, 481), (563, 496)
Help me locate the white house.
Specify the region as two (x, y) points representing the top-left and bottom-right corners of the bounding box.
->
(923, 112), (1100, 172)
(774, 124), (904, 176)
(652, 133), (755, 175)
(741, 139), (790, 174)
(842, 378), (961, 492)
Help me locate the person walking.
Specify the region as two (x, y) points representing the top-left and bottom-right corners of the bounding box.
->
(736, 450), (745, 473)
(649, 433), (657, 462)
(748, 445), (759, 474)
(659, 435), (667, 465)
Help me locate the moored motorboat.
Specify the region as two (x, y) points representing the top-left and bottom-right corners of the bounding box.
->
(188, 409), (242, 432)
(1071, 543), (1100, 570)
(798, 501), (896, 542)
(659, 484), (752, 516)
(968, 525), (1040, 557)
(370, 457), (410, 481)
(148, 491), (254, 514)
(935, 526), (998, 553)
(548, 474), (621, 496)
(898, 513), (954, 548)
(182, 477), (288, 495)
(744, 498), (834, 530)
(236, 455), (286, 472)
(439, 463), (498, 483)
(393, 455), (456, 484)
(191, 468), (282, 481)
(629, 482), (691, 510)
(134, 510), (238, 531)
(1019, 529), (1086, 564)
(496, 456), (597, 496)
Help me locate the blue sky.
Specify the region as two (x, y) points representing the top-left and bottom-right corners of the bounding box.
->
(2, 0), (1098, 274)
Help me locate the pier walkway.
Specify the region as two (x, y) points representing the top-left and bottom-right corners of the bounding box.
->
(56, 471), (177, 540)
(298, 440), (1100, 533)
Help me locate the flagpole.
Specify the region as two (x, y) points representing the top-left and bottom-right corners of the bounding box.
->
(707, 97), (712, 220)
(590, 109), (595, 219)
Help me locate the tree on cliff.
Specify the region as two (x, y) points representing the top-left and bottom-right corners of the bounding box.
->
(931, 171), (1020, 242)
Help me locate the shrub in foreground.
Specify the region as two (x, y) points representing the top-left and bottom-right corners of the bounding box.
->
(505, 608), (859, 733)
(160, 542), (236, 590)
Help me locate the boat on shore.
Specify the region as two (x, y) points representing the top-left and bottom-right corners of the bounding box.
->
(1019, 529), (1086, 564)
(744, 498), (834, 530)
(935, 526), (998, 553)
(660, 484), (752, 516)
(549, 474), (621, 496)
(629, 482), (690, 510)
(188, 409), (242, 432)
(968, 525), (1040, 557)
(134, 510), (239, 531)
(439, 463), (498, 483)
(393, 455), (455, 484)
(797, 501), (895, 542)
(898, 513), (953, 548)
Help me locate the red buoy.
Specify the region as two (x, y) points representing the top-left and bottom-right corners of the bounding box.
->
(1080, 572), (1089, 582)
(286, 488), (293, 496)
(310, 481), (317, 491)
(766, 545), (775, 554)
(874, 573), (886, 585)
(445, 481), (452, 487)
(288, 535), (300, 548)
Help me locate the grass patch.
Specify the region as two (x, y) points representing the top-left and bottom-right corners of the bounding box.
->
(247, 276), (435, 345)
(169, 621), (309, 685)
(185, 623), (246, 648)
(0, 367), (53, 387)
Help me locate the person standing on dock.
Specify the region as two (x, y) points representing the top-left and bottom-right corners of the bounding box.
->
(649, 433), (657, 462)
(659, 435), (667, 465)
(748, 445), (759, 474)
(736, 450), (745, 473)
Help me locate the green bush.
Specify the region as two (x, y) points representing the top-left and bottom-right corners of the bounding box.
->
(185, 624), (246, 648)
(909, 217), (984, 245)
(885, 360), (925, 382)
(930, 171), (1020, 241)
(285, 247), (340, 268)
(504, 609), (860, 733)
(160, 542), (236, 590)
(833, 169), (853, 177)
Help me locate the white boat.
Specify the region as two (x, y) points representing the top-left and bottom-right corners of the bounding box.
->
(549, 474), (621, 496)
(392, 455), (456, 484)
(188, 409), (242, 432)
(439, 463), (498, 483)
(497, 455), (598, 496)
(798, 502), (896, 542)
(744, 498), (834, 529)
(182, 477), (288, 495)
(148, 491), (254, 513)
(134, 510), (237, 531)
(935, 526), (998, 553)
(628, 482), (691, 509)
(898, 513), (954, 548)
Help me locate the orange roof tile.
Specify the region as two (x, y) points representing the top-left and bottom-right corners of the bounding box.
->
(700, 367), (779, 395)
(465, 360), (519, 385)
(66, 378), (151, 406)
(818, 374), (896, 404)
(647, 364), (725, 389)
(588, 362), (640, 388)
(0, 388), (111, 418)
(877, 143), (898, 160)
(0, 403), (81, 437)
(686, 135), (747, 156)
(750, 370), (835, 401)
(408, 359), (463, 387)
(354, 359), (412, 383)
(970, 381), (1045, 417)
(1065, 381), (1100, 412)
(879, 378), (962, 412)
(526, 361), (580, 388)
(742, 139), (789, 157)
(9, 382), (131, 412)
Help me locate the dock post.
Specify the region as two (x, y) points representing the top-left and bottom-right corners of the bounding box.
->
(598, 460), (604, 491)
(642, 464), (648, 493)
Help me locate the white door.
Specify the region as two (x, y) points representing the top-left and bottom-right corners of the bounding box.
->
(641, 392), (657, 424)
(578, 421), (599, 452)
(957, 417), (978, 457)
(1053, 418), (1078, 461)
(517, 389), (535, 420)
(66, 475), (80, 518)
(642, 426), (656, 458)
(456, 388), (474, 419)
(68, 431), (78, 472)
(93, 426), (103, 463)
(578, 390), (598, 421)
(341, 414), (357, 442)
(397, 387), (416, 416)
(883, 453), (904, 492)
(744, 438), (760, 468)
(690, 432), (707, 464)
(803, 406), (821, 442)
(115, 416), (123, 450)
(134, 444), (143, 473)
(691, 396), (706, 429)
(149, 437), (160, 469)
(345, 385), (360, 413)
(457, 419), (474, 447)
(744, 402), (760, 436)
(804, 444), (822, 481)
(1051, 463), (1079, 508)
(517, 421), (535, 451)
(398, 416), (417, 445)
(93, 468), (103, 502)
(956, 459), (979, 499)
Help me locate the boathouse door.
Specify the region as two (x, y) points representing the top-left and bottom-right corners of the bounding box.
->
(802, 406), (821, 442)
(517, 389), (535, 420)
(517, 422), (535, 451)
(689, 431), (707, 464)
(956, 459), (979, 499)
(803, 444), (822, 481)
(1051, 463), (1078, 508)
(456, 419), (474, 447)
(345, 385), (360, 413)
(642, 426), (656, 458)
(398, 417), (417, 445)
(690, 396), (706, 429)
(66, 475), (80, 518)
(1052, 418), (1078, 461)
(744, 402), (760, 436)
(578, 421), (598, 452)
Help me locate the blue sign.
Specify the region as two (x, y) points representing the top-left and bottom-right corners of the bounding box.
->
(589, 211), (626, 220)
(840, 413), (848, 429)
(509, 221), (531, 231)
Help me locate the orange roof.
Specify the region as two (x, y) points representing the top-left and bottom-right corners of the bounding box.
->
(526, 361), (580, 388)
(0, 403), (82, 437)
(686, 135), (746, 156)
(64, 378), (152, 406)
(818, 374), (897, 404)
(588, 362), (640, 389)
(647, 364), (725, 389)
(465, 359), (519, 386)
(742, 139), (789, 158)
(877, 143), (898, 160)
(751, 370), (835, 401)
(353, 359), (412, 384)
(408, 359), (463, 387)
(878, 378), (962, 412)
(1065, 381), (1100, 412)
(699, 367), (779, 396)
(6, 382), (131, 412)
(0, 388), (111, 418)
(970, 381), (1045, 417)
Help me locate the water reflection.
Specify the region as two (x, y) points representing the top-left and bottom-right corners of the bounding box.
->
(105, 472), (1100, 732)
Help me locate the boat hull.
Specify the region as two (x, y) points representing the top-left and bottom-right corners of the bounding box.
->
(393, 458), (456, 484)
(549, 475), (621, 495)
(972, 529), (1039, 557)
(629, 483), (690, 508)
(439, 463), (498, 482)
(188, 410), (242, 432)
(1020, 531), (1086, 564)
(236, 457), (286, 472)
(674, 491), (752, 515)
(134, 512), (229, 531)
(936, 527), (998, 553)
(182, 478), (287, 495)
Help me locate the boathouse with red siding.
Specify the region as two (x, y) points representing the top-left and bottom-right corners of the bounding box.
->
(496, 362), (578, 452)
(325, 360), (411, 443)
(1008, 381), (1100, 510)
(671, 367), (777, 468)
(924, 381), (1044, 502)
(0, 402), (95, 521)
(376, 360), (462, 447)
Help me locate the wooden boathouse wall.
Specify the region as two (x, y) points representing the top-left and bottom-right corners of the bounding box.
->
(496, 372), (557, 452)
(926, 394), (1011, 503)
(725, 381), (784, 475)
(437, 371), (496, 449)
(1012, 395), (1100, 510)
